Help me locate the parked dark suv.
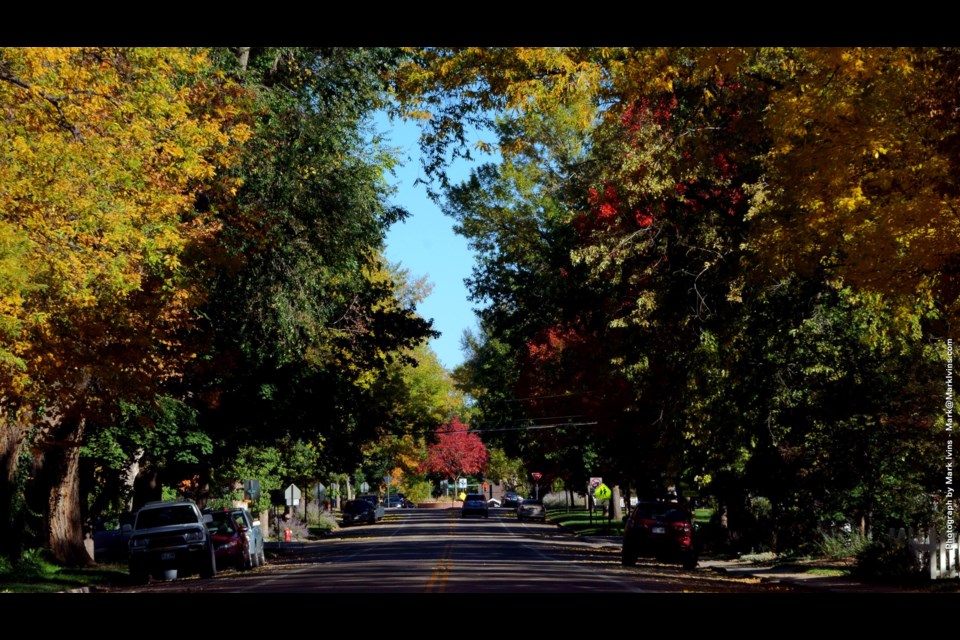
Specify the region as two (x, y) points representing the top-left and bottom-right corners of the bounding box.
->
(356, 494), (385, 521)
(125, 500), (217, 583)
(621, 498), (697, 569)
(341, 499), (379, 526)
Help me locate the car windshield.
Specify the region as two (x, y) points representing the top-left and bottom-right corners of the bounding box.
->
(634, 503), (687, 521)
(135, 505), (197, 529)
(344, 501), (371, 514)
(208, 514), (237, 535)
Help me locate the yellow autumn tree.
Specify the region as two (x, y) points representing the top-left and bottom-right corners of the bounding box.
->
(0, 47), (254, 563)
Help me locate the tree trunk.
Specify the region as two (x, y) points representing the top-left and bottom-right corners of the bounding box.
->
(610, 485), (623, 521)
(42, 414), (93, 566)
(123, 448), (144, 512)
(0, 408), (30, 559)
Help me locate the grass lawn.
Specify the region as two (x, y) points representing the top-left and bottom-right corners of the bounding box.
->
(547, 506), (625, 537)
(0, 552), (128, 594)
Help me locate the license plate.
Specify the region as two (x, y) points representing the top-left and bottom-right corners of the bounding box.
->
(161, 551), (175, 561)
(651, 526), (665, 534)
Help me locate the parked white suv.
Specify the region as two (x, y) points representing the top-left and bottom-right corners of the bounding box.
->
(125, 500), (217, 583)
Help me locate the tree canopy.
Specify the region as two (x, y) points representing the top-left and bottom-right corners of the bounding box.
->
(2, 46), (955, 563)
(396, 46), (951, 550)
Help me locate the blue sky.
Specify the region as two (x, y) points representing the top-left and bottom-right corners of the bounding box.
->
(377, 112), (489, 371)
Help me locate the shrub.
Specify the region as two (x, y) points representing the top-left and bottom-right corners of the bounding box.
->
(274, 516), (312, 542)
(307, 510), (338, 533)
(401, 478), (435, 504)
(816, 527), (870, 559)
(853, 536), (925, 582)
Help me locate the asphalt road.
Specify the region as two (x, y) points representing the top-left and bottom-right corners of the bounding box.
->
(100, 507), (794, 594)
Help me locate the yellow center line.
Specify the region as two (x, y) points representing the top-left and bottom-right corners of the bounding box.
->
(425, 522), (458, 592)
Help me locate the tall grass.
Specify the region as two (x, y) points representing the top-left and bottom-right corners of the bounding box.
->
(816, 528), (870, 559)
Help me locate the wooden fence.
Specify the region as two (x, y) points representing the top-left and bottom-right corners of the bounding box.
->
(889, 527), (959, 580)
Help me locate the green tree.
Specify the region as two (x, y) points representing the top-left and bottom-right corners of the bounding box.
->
(179, 47), (435, 498)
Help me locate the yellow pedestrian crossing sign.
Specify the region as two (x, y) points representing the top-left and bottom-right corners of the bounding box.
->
(594, 483), (611, 500)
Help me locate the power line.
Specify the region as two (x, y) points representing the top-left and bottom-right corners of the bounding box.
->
(505, 391), (594, 402)
(436, 421), (598, 435)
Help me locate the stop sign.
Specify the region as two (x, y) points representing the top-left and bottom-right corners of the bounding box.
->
(531, 472), (542, 481)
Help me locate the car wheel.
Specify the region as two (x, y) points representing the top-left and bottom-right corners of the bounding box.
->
(621, 542), (639, 567)
(682, 552), (698, 570)
(258, 546), (266, 567)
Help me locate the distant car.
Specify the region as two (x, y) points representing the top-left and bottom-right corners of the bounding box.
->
(516, 498), (546, 522)
(204, 507), (265, 571)
(621, 498), (697, 569)
(125, 499), (216, 583)
(487, 498), (502, 508)
(385, 494), (404, 508)
(461, 493), (489, 518)
(342, 499), (380, 526)
(357, 495), (385, 521)
(501, 491), (523, 509)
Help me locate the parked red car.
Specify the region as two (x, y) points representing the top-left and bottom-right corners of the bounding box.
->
(205, 508), (263, 571)
(621, 498), (697, 569)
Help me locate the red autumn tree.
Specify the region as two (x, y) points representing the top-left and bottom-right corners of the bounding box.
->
(421, 417), (488, 480)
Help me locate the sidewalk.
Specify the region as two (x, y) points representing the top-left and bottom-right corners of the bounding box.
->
(580, 535), (933, 593)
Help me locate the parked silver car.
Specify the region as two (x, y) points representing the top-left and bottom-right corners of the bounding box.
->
(516, 498), (546, 522)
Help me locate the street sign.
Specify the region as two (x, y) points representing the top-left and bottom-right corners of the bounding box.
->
(384, 475), (392, 485)
(242, 479), (260, 502)
(594, 482), (612, 500)
(531, 472), (542, 481)
(284, 483), (301, 506)
(589, 477), (602, 487)
(360, 482), (370, 493)
(457, 477), (467, 488)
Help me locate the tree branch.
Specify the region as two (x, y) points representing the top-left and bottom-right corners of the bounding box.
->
(0, 71), (84, 141)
